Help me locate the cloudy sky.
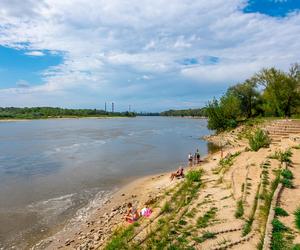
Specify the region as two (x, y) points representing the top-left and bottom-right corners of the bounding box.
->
(0, 0), (299, 111)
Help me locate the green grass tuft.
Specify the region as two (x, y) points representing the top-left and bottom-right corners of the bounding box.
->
(185, 169), (203, 183)
(274, 207), (289, 217)
(248, 129), (270, 151)
(294, 207), (300, 231)
(235, 200), (244, 218)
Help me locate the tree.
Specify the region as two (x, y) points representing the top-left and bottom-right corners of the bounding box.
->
(254, 65), (300, 117)
(206, 94), (241, 131)
(227, 79), (259, 118)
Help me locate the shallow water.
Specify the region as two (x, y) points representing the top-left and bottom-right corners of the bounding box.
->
(0, 117), (211, 249)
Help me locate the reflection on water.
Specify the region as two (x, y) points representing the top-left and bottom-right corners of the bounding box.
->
(0, 117), (211, 249)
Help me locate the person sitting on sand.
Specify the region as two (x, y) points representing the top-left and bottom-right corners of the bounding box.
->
(125, 202), (139, 223)
(170, 167), (184, 181)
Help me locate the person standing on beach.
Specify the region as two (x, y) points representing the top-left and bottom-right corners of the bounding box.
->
(188, 153), (193, 166)
(196, 149), (201, 164)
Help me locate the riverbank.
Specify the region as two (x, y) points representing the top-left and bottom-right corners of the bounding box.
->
(34, 119), (300, 249)
(33, 143), (235, 250)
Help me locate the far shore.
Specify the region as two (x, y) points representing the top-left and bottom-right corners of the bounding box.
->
(0, 116), (133, 122)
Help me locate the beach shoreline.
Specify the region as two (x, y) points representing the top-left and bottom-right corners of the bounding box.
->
(29, 119), (300, 249)
(32, 143), (225, 250)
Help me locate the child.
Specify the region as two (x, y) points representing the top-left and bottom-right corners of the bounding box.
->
(125, 202), (139, 223)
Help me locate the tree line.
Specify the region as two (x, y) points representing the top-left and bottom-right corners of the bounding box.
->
(206, 63), (300, 131)
(160, 108), (206, 117)
(0, 107), (135, 119)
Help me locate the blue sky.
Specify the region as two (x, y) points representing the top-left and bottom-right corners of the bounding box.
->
(0, 0), (299, 111)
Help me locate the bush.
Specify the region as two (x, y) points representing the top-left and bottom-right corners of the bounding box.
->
(272, 219), (287, 232)
(248, 129), (270, 151)
(294, 207), (300, 231)
(281, 169), (294, 180)
(281, 178), (293, 188)
(274, 207), (289, 217)
(185, 169), (203, 182)
(277, 149), (293, 164)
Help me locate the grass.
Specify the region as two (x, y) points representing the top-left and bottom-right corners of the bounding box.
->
(104, 225), (136, 250)
(272, 218), (288, 232)
(294, 207), (300, 231)
(248, 129), (270, 151)
(270, 149), (293, 165)
(235, 200), (244, 218)
(186, 169), (203, 182)
(141, 169), (203, 248)
(213, 151), (241, 174)
(197, 207), (218, 228)
(193, 231), (217, 243)
(271, 219), (294, 250)
(162, 201), (172, 213)
(274, 207), (289, 217)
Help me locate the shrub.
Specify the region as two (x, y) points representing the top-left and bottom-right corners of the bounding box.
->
(185, 169), (203, 182)
(281, 169), (294, 180)
(281, 178), (293, 188)
(235, 200), (244, 218)
(274, 207), (289, 217)
(272, 219), (287, 232)
(294, 207), (300, 231)
(248, 129), (270, 151)
(276, 149), (293, 164)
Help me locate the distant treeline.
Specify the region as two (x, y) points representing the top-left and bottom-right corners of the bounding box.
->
(206, 63), (300, 132)
(0, 107), (135, 119)
(160, 108), (206, 117)
(136, 112), (160, 116)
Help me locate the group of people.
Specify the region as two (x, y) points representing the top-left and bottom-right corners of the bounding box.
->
(125, 202), (152, 223)
(125, 149), (202, 223)
(188, 149), (201, 166)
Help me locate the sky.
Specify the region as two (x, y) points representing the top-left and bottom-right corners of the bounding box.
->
(0, 0), (299, 112)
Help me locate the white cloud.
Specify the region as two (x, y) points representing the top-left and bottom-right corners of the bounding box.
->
(24, 51), (45, 56)
(0, 0), (299, 110)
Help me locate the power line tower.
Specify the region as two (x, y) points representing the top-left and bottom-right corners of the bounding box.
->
(112, 102), (114, 113)
(129, 105), (131, 112)
(105, 102), (107, 112)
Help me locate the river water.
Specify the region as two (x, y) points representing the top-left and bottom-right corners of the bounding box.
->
(0, 117), (212, 249)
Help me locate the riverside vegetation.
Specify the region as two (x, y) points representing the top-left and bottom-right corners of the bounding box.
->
(0, 107), (135, 119)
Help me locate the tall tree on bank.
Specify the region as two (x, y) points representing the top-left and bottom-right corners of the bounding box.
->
(254, 64), (300, 117)
(227, 79), (259, 118)
(206, 94), (241, 131)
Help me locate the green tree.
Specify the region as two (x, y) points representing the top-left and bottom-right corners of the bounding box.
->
(254, 64), (300, 117)
(227, 79), (259, 118)
(206, 94), (241, 131)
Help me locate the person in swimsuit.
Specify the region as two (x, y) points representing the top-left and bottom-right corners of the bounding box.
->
(170, 167), (184, 181)
(125, 202), (139, 223)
